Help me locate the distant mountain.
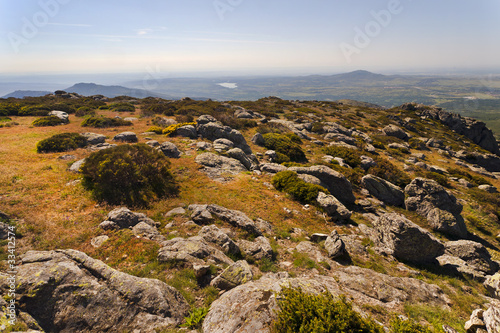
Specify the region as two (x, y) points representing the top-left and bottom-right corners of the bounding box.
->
(2, 90), (52, 98)
(64, 83), (167, 99)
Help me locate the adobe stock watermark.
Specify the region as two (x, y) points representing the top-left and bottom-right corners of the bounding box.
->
(213, 0), (244, 21)
(340, 0), (408, 64)
(142, 65), (163, 91)
(7, 0), (72, 54)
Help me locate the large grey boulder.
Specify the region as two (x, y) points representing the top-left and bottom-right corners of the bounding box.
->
(197, 121), (252, 154)
(485, 273), (500, 299)
(80, 132), (106, 145)
(226, 148), (259, 171)
(210, 260), (253, 291)
(132, 222), (165, 242)
(49, 110), (69, 123)
(174, 125), (197, 139)
(157, 141), (181, 158)
(324, 230), (346, 259)
(260, 163), (287, 174)
(382, 124), (408, 140)
(251, 132), (265, 146)
(197, 114), (217, 125)
(465, 305), (500, 333)
(158, 236), (233, 266)
(0, 249), (189, 333)
(441, 240), (498, 278)
(372, 213), (445, 264)
(203, 268), (449, 333)
(198, 224), (240, 255)
(316, 192), (352, 221)
(113, 131), (138, 143)
(288, 165), (355, 204)
(213, 138), (234, 152)
(195, 152), (247, 181)
(361, 174), (404, 207)
(405, 178), (467, 238)
(237, 236), (273, 260)
(189, 204), (262, 236)
(99, 207), (159, 230)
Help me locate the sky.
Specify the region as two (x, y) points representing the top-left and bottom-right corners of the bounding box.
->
(0, 0), (499, 77)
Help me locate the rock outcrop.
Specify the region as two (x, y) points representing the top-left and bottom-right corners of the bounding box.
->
(372, 213), (445, 263)
(157, 141), (182, 158)
(196, 119), (252, 154)
(316, 192), (352, 221)
(112, 131), (138, 143)
(405, 178), (467, 238)
(211, 260), (253, 291)
(361, 174), (405, 207)
(195, 152), (248, 181)
(0, 249), (189, 333)
(99, 207), (159, 230)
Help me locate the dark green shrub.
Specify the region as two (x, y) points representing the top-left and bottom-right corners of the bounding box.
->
(81, 144), (178, 207)
(272, 287), (383, 333)
(263, 133), (306, 162)
(422, 171), (450, 187)
(368, 158), (411, 188)
(32, 116), (64, 127)
(81, 116), (132, 128)
(75, 106), (96, 117)
(311, 122), (324, 133)
(0, 109), (8, 117)
(256, 122), (289, 134)
(36, 133), (87, 153)
(272, 171), (327, 204)
(389, 316), (432, 333)
(52, 103), (76, 114)
(323, 146), (361, 168)
(110, 102), (135, 112)
(18, 105), (51, 116)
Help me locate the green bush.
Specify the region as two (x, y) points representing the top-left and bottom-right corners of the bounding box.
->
(263, 133), (306, 162)
(147, 126), (164, 134)
(272, 287), (383, 333)
(447, 167), (491, 186)
(75, 106), (96, 117)
(110, 102), (135, 112)
(36, 133), (87, 153)
(81, 116), (132, 128)
(323, 146), (361, 168)
(272, 171), (328, 204)
(18, 105), (51, 116)
(81, 144), (178, 207)
(368, 158), (411, 188)
(389, 316), (432, 333)
(32, 116), (64, 127)
(52, 103), (76, 114)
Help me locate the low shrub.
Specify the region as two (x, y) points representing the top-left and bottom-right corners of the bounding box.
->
(182, 307), (209, 329)
(36, 133), (87, 153)
(323, 146), (361, 168)
(272, 287), (383, 333)
(18, 105), (51, 116)
(447, 167), (491, 186)
(75, 106), (96, 117)
(81, 116), (132, 128)
(32, 116), (64, 127)
(81, 144), (178, 207)
(147, 126), (164, 134)
(110, 102), (135, 112)
(389, 316), (432, 333)
(263, 133), (306, 162)
(272, 171), (328, 204)
(256, 122), (289, 134)
(368, 158), (411, 188)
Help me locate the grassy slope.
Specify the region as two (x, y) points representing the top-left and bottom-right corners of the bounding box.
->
(1, 99), (500, 331)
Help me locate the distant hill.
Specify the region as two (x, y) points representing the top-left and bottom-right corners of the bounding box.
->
(2, 90), (52, 98)
(64, 83), (167, 99)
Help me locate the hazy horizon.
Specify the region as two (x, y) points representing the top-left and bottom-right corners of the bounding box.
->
(1, 0), (499, 78)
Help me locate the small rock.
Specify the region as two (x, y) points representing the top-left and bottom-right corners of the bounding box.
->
(91, 235), (109, 248)
(211, 260), (253, 291)
(324, 230), (346, 259)
(165, 207), (186, 217)
(113, 132), (138, 143)
(310, 233), (329, 243)
(157, 141), (182, 158)
(69, 158), (85, 173)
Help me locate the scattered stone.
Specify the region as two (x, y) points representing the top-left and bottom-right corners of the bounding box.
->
(88, 142), (117, 151)
(237, 236), (273, 260)
(383, 125), (408, 140)
(310, 233), (329, 243)
(69, 158), (85, 173)
(81, 132), (106, 145)
(458, 178), (474, 188)
(99, 207), (159, 230)
(443, 240), (498, 278)
(0, 249), (189, 332)
(196, 141), (212, 151)
(316, 192), (352, 221)
(255, 218), (273, 235)
(158, 237), (233, 266)
(195, 153), (247, 181)
(197, 114), (217, 125)
(90, 235), (109, 248)
(251, 133), (265, 146)
(165, 207), (186, 217)
(260, 163), (286, 174)
(288, 165), (356, 204)
(361, 174), (404, 207)
(193, 264), (211, 279)
(372, 213), (445, 264)
(294, 241), (328, 263)
(58, 154), (77, 160)
(197, 121), (252, 154)
(146, 140), (160, 147)
(157, 141), (181, 158)
(465, 309), (486, 333)
(49, 110), (69, 123)
(198, 224), (240, 255)
(113, 131), (138, 143)
(226, 148), (258, 170)
(360, 155), (376, 170)
(485, 273), (500, 299)
(324, 230), (346, 259)
(211, 260), (253, 291)
(132, 222), (165, 242)
(174, 125), (197, 139)
(478, 184), (497, 193)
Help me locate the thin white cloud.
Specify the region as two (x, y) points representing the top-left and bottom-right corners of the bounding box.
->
(137, 29), (153, 36)
(47, 23), (93, 27)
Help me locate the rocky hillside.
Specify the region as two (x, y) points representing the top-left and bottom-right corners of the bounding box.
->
(1, 94), (500, 332)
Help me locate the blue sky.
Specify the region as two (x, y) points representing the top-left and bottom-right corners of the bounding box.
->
(1, 0), (499, 76)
